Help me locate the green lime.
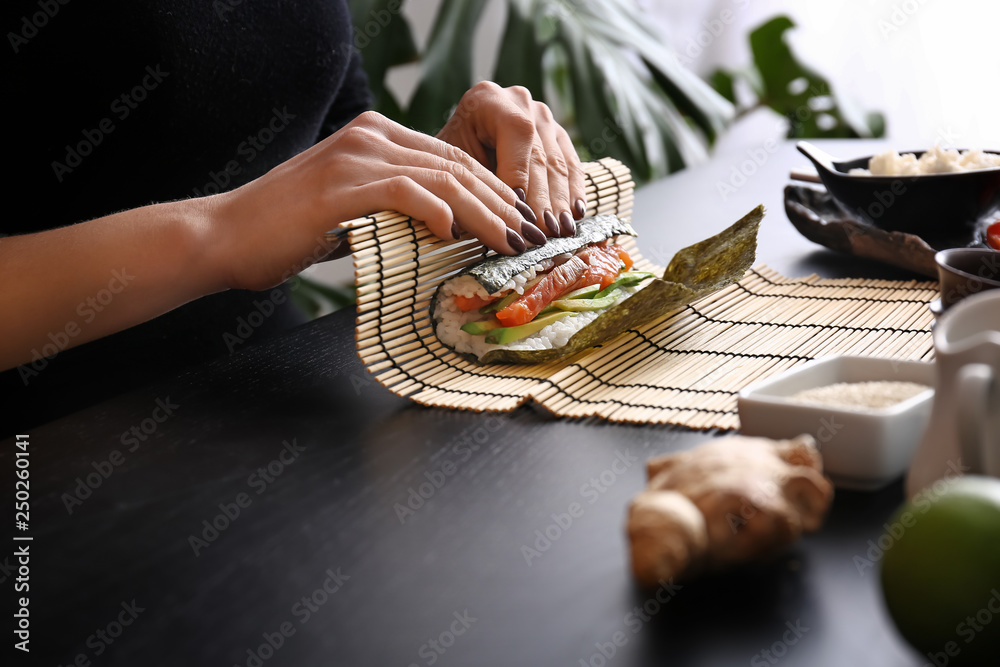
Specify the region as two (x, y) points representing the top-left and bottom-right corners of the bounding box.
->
(880, 476), (1000, 665)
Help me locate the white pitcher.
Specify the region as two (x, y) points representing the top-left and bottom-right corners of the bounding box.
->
(906, 290), (1000, 499)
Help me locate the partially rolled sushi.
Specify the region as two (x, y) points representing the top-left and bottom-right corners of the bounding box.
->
(431, 207), (764, 365)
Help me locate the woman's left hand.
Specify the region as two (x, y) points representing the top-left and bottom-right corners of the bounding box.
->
(437, 82), (588, 239)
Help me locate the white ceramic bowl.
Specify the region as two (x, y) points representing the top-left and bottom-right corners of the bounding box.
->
(737, 356), (935, 491)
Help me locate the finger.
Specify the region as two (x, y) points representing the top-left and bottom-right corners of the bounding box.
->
(534, 102), (575, 237)
(381, 145), (547, 249)
(375, 116), (522, 213)
(361, 168), (527, 255)
(353, 175), (454, 238)
(555, 127), (588, 221)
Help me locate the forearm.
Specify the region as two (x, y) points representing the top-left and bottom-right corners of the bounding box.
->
(0, 197), (223, 370)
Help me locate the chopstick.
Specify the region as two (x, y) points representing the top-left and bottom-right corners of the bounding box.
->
(790, 168), (822, 184)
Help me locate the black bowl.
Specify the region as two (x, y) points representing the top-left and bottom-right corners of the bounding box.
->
(935, 247), (1000, 311)
(797, 142), (1000, 244)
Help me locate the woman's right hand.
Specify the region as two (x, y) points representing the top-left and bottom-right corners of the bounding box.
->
(209, 110), (547, 292)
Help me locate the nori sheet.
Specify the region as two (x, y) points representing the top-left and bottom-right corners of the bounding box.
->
(434, 205), (764, 365)
(464, 215), (637, 295)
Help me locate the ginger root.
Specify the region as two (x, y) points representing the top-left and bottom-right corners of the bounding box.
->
(627, 434), (833, 586)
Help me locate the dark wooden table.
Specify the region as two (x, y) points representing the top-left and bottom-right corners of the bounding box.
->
(3, 139), (930, 666)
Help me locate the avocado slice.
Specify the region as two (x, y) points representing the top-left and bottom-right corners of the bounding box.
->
(550, 293), (620, 312)
(479, 289), (519, 315)
(461, 319), (503, 335)
(485, 311), (575, 345)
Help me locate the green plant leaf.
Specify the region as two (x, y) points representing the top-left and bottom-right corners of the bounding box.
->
(493, 1), (546, 100)
(407, 0), (491, 135)
(289, 275), (358, 320)
(557, 0), (733, 142)
(531, 0), (732, 179)
(744, 15), (884, 139)
(557, 22), (645, 177)
(708, 69), (737, 105)
(348, 0), (419, 119)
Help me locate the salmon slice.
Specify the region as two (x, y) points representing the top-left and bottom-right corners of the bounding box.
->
(453, 293), (497, 312)
(615, 245), (633, 271)
(576, 245), (625, 290)
(496, 256), (588, 327)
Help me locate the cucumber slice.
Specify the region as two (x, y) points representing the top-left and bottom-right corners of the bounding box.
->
(594, 271), (655, 299)
(561, 284), (602, 300)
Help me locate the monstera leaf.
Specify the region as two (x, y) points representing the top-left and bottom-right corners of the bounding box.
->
(348, 0), (420, 121)
(712, 16), (885, 139)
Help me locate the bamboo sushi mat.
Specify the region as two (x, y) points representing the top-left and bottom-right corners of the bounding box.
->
(339, 158), (938, 430)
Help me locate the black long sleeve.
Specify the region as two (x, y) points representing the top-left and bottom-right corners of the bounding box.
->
(2, 0), (372, 435)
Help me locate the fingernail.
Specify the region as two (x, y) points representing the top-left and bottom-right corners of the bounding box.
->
(515, 200), (537, 225)
(451, 221), (461, 240)
(574, 199), (587, 220)
(559, 211), (576, 237)
(543, 210), (560, 236)
(514, 187), (526, 202)
(521, 222), (547, 246)
(506, 228), (526, 253)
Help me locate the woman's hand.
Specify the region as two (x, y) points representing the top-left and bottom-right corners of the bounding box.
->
(437, 82), (588, 239)
(210, 110), (549, 291)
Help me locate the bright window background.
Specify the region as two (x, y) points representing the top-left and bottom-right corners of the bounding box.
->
(307, 0), (1000, 287)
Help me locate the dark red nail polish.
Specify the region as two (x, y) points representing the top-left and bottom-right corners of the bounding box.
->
(515, 200), (537, 225)
(451, 221), (461, 239)
(574, 199), (586, 220)
(506, 228), (526, 253)
(559, 211), (576, 237)
(543, 210), (560, 236)
(521, 222), (547, 246)
(514, 187), (526, 202)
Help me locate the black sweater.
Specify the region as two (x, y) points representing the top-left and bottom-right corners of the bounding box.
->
(3, 0), (372, 434)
